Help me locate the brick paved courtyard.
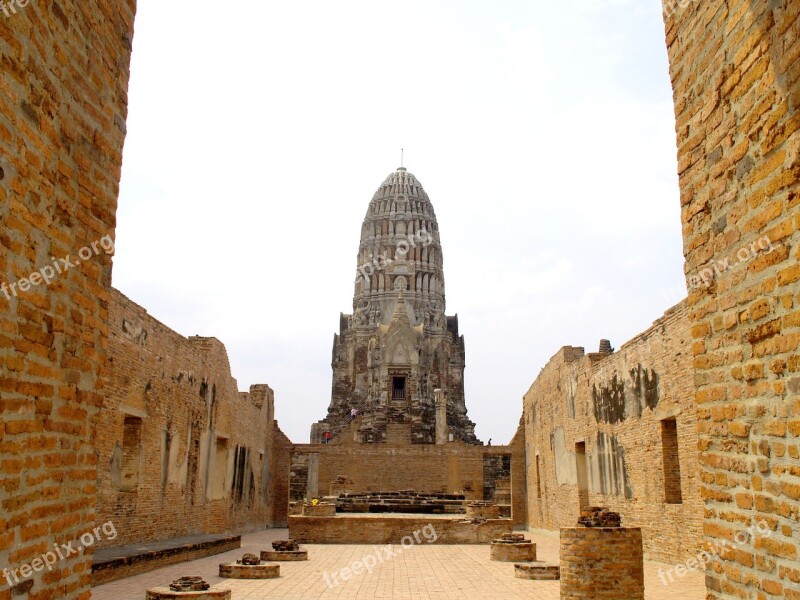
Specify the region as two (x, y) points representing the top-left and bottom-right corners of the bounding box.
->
(91, 529), (705, 600)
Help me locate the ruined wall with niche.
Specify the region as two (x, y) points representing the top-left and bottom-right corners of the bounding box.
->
(665, 1), (800, 596)
(94, 289), (290, 547)
(523, 301), (703, 564)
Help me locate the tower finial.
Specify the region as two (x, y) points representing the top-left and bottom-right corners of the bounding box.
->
(401, 148), (404, 169)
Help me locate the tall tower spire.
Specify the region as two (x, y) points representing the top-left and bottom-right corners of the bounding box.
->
(312, 167), (478, 446)
(352, 167), (446, 328)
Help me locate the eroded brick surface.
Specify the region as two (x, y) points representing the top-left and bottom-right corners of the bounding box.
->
(0, 3), (135, 599)
(664, 0), (800, 597)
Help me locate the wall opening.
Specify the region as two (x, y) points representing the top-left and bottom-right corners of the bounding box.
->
(120, 415), (143, 492)
(535, 454), (542, 499)
(392, 376), (406, 400)
(212, 437), (228, 500)
(661, 419), (682, 504)
(575, 441), (589, 510)
(232, 445), (250, 503)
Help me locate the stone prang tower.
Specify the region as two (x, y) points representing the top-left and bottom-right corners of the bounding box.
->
(311, 167), (479, 445)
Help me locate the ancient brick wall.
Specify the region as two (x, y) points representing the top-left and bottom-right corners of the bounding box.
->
(0, 3), (135, 599)
(94, 290), (289, 547)
(664, 0), (800, 597)
(523, 302), (703, 564)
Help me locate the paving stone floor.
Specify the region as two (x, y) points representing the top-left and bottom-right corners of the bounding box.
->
(91, 528), (706, 600)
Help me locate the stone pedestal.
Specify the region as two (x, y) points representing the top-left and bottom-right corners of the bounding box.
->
(146, 589), (230, 600)
(218, 563), (280, 579)
(490, 533), (536, 562)
(559, 527), (644, 599)
(303, 503), (336, 517)
(261, 550), (308, 561)
(515, 563), (560, 580)
(465, 503), (500, 520)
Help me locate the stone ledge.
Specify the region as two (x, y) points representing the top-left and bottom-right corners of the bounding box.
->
(92, 534), (241, 586)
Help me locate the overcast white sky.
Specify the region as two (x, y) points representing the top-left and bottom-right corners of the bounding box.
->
(113, 0), (687, 444)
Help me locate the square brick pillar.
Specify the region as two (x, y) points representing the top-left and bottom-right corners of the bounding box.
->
(559, 527), (644, 599)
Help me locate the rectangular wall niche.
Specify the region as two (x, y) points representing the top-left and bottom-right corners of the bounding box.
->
(575, 441), (589, 510)
(212, 437), (229, 500)
(661, 419), (683, 504)
(535, 455), (542, 499)
(120, 415), (143, 492)
(392, 376), (406, 401)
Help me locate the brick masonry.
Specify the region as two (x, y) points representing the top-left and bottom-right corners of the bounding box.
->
(664, 0), (800, 597)
(0, 3), (135, 599)
(523, 302), (704, 564)
(559, 527), (644, 599)
(94, 289), (290, 547)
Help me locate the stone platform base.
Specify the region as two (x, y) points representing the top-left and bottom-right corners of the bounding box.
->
(303, 503), (336, 517)
(465, 505), (501, 519)
(219, 562), (280, 579)
(261, 550), (308, 561)
(514, 562), (561, 580)
(289, 514), (511, 544)
(145, 588), (231, 599)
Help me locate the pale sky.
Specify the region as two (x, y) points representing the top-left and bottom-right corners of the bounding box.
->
(113, 0), (687, 444)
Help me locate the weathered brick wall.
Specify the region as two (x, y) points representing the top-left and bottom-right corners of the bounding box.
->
(523, 302), (703, 564)
(94, 290), (289, 547)
(0, 3), (135, 598)
(664, 0), (800, 597)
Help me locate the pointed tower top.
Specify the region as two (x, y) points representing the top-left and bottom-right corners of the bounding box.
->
(390, 288), (412, 325)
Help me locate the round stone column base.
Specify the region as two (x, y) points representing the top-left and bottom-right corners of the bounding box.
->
(146, 588), (231, 600)
(261, 550), (308, 561)
(490, 541), (536, 562)
(218, 562), (280, 579)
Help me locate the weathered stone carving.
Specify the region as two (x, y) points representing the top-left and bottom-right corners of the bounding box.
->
(272, 540), (299, 552)
(169, 577), (210, 592)
(577, 507), (622, 528)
